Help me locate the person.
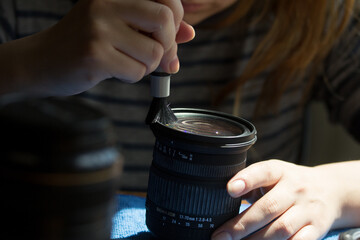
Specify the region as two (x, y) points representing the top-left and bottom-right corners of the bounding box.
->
(0, 0), (359, 239)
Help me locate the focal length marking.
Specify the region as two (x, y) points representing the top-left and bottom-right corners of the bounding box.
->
(156, 141), (193, 161)
(155, 206), (215, 229)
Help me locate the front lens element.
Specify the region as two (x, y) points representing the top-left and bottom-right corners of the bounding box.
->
(166, 113), (245, 137)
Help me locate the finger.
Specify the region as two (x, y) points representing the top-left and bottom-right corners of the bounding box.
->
(114, 0), (176, 53)
(289, 225), (322, 240)
(245, 205), (310, 240)
(109, 22), (164, 75)
(159, 42), (179, 73)
(100, 43), (148, 83)
(227, 160), (287, 198)
(156, 0), (184, 30)
(176, 20), (195, 44)
(213, 181), (296, 240)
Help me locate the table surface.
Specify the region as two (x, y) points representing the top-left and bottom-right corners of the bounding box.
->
(111, 194), (347, 240)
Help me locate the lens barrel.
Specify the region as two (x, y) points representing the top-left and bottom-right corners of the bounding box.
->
(0, 97), (122, 240)
(146, 108), (256, 240)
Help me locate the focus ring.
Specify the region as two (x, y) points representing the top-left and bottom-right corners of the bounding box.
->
(153, 140), (247, 178)
(154, 151), (246, 179)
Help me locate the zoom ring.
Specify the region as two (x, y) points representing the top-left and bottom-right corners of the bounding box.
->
(147, 167), (242, 216)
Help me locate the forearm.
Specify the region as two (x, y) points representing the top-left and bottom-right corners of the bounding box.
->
(314, 160), (360, 229)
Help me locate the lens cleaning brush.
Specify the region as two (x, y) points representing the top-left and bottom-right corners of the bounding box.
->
(145, 67), (177, 125)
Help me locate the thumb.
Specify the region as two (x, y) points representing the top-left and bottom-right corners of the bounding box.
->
(227, 160), (285, 198)
(176, 21), (195, 44)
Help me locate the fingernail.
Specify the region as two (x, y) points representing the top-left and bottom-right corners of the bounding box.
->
(169, 56), (179, 73)
(228, 180), (245, 198)
(212, 231), (232, 240)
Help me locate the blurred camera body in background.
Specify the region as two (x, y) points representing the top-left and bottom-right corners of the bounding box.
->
(0, 97), (122, 240)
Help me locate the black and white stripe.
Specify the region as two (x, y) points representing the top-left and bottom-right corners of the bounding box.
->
(1, 0), (359, 191)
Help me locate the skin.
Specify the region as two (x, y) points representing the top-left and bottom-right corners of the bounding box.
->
(181, 0), (238, 25)
(0, 0), (237, 97)
(212, 160), (360, 240)
(0, 0), (195, 96)
(1, 1), (359, 239)
(180, 1), (360, 239)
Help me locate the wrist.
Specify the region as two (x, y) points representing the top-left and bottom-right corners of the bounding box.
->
(314, 161), (360, 229)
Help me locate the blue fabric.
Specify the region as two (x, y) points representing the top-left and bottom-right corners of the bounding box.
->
(111, 194), (345, 240)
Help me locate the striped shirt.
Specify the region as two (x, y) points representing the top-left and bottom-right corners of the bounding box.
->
(1, 0), (360, 191)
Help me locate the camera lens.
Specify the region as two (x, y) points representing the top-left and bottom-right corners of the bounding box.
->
(146, 108), (256, 240)
(0, 97), (122, 240)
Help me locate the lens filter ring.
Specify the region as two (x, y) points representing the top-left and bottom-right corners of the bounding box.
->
(150, 108), (257, 154)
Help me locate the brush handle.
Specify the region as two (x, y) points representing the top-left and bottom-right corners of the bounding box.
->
(150, 67), (170, 98)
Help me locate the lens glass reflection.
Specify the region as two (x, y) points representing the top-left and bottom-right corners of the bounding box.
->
(166, 113), (244, 137)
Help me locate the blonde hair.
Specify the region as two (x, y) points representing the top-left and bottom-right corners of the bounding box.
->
(213, 0), (356, 116)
